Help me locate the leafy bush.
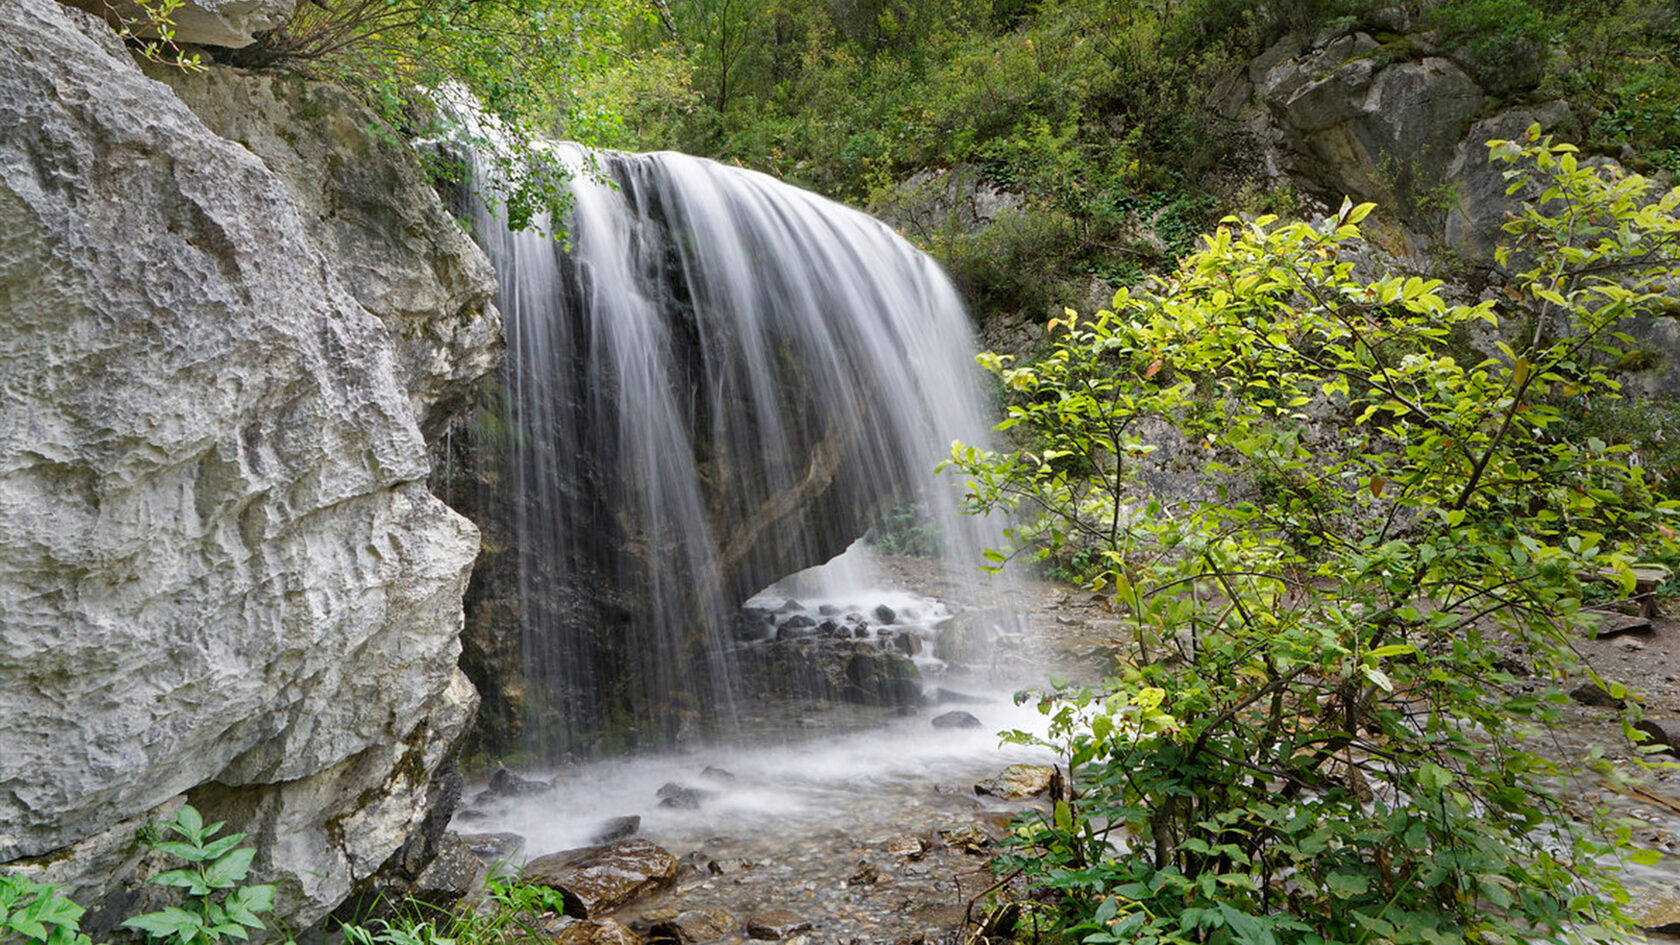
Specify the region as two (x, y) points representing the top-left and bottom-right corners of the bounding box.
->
(947, 131), (1679, 944)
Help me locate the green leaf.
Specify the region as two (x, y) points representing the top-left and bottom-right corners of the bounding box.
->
(1628, 847), (1664, 867)
(1360, 665), (1393, 693)
(123, 907), (204, 943)
(174, 806), (204, 838)
(147, 842), (205, 862)
(1417, 762), (1453, 792)
(1216, 902), (1277, 945)
(197, 833), (246, 862)
(1365, 644), (1415, 661)
(203, 847), (256, 889)
(226, 884), (274, 919)
(1325, 872), (1369, 899)
(148, 869), (210, 896)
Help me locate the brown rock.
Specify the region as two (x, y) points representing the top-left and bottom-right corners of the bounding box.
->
(551, 918), (642, 945)
(1584, 609), (1653, 637)
(650, 909), (738, 943)
(746, 911), (814, 940)
(524, 839), (678, 918)
(975, 763), (1055, 799)
(937, 825), (992, 855)
(886, 836), (926, 859)
(1633, 719), (1677, 756)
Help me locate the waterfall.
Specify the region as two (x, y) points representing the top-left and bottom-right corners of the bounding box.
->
(464, 146), (1001, 758)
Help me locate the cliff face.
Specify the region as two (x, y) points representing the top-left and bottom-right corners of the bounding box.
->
(0, 0), (498, 930)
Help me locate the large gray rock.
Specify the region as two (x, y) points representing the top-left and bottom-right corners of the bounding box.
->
(1442, 100), (1578, 260)
(145, 65), (501, 439)
(62, 0), (296, 48)
(1248, 28), (1594, 264)
(1260, 36), (1484, 223)
(0, 0), (495, 932)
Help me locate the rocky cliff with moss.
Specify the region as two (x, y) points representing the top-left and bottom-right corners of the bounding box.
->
(0, 0), (498, 930)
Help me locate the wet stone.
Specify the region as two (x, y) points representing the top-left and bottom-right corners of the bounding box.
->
(845, 860), (878, 887)
(407, 833), (487, 909)
(1569, 682), (1626, 709)
(1635, 719), (1678, 756)
(486, 767), (553, 797)
(975, 763), (1055, 799)
(886, 836), (926, 859)
(779, 599), (805, 613)
(550, 918), (641, 945)
(818, 604), (843, 616)
(590, 815), (641, 844)
(874, 604), (898, 625)
(934, 610), (1002, 666)
(1628, 885), (1680, 935)
(707, 857), (756, 875)
(700, 765), (737, 782)
(524, 838), (679, 918)
(650, 909), (738, 944)
(843, 651), (922, 707)
(1587, 609), (1654, 636)
(657, 783), (716, 809)
(938, 825), (992, 855)
(782, 614), (816, 630)
(746, 911), (814, 940)
(457, 831), (525, 865)
(931, 711), (982, 730)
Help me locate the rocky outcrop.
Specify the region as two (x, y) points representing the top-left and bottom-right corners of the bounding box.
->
(1242, 26), (1578, 260)
(62, 0), (294, 48)
(145, 65), (501, 440)
(0, 0), (497, 932)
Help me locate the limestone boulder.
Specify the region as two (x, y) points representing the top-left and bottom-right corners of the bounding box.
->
(62, 0), (296, 48)
(1260, 38), (1484, 220)
(0, 0), (494, 931)
(146, 65), (501, 440)
(1442, 100), (1579, 260)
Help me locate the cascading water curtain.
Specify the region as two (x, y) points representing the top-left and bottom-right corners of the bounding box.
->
(466, 145), (1004, 758)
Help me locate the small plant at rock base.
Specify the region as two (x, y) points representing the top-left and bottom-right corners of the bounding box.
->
(339, 873), (566, 945)
(122, 806), (280, 945)
(0, 876), (93, 945)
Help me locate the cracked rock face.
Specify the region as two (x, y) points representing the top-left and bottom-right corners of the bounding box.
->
(147, 65), (501, 440)
(1247, 27), (1581, 261)
(0, 0), (496, 931)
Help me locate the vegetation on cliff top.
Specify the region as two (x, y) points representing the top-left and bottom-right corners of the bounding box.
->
(174, 1), (1677, 312)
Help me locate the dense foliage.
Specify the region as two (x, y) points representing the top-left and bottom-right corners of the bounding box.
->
(944, 133), (1680, 943)
(569, 0), (1680, 312)
(147, 0), (1678, 304)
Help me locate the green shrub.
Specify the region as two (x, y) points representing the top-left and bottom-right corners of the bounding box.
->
(947, 131), (1680, 944)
